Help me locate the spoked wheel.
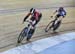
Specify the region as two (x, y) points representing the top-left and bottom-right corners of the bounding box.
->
(45, 21), (53, 32)
(17, 27), (28, 43)
(53, 20), (61, 31)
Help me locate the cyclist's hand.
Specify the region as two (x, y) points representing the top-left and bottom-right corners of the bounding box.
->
(22, 19), (27, 24)
(63, 15), (66, 18)
(51, 16), (53, 18)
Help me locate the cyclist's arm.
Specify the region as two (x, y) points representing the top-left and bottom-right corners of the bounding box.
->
(51, 10), (57, 18)
(23, 13), (31, 23)
(53, 10), (57, 15)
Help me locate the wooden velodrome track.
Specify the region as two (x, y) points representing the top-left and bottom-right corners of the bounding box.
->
(0, 0), (75, 52)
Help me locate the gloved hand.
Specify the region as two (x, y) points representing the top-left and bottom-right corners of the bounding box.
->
(63, 14), (66, 18)
(51, 16), (53, 18)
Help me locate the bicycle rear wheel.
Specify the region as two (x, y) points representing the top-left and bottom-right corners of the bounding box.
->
(17, 27), (28, 43)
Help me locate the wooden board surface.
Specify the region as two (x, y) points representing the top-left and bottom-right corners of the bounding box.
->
(0, 0), (75, 52)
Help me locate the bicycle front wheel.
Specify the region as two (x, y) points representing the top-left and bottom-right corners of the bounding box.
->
(45, 21), (53, 32)
(17, 27), (28, 43)
(26, 28), (35, 41)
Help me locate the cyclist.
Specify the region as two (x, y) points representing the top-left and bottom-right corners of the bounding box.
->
(52, 7), (66, 18)
(23, 8), (42, 41)
(50, 7), (67, 32)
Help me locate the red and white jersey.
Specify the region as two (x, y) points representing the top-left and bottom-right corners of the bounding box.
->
(32, 9), (40, 20)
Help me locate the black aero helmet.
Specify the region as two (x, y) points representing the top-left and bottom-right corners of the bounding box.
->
(59, 7), (64, 10)
(59, 7), (64, 11)
(30, 8), (35, 13)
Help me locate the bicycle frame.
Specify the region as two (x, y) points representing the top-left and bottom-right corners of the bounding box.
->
(45, 16), (63, 32)
(17, 20), (36, 43)
(25, 20), (33, 36)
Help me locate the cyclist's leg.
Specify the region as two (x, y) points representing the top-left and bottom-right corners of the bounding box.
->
(53, 15), (64, 31)
(26, 28), (35, 41)
(53, 20), (61, 31)
(26, 19), (36, 41)
(53, 14), (61, 32)
(52, 14), (60, 27)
